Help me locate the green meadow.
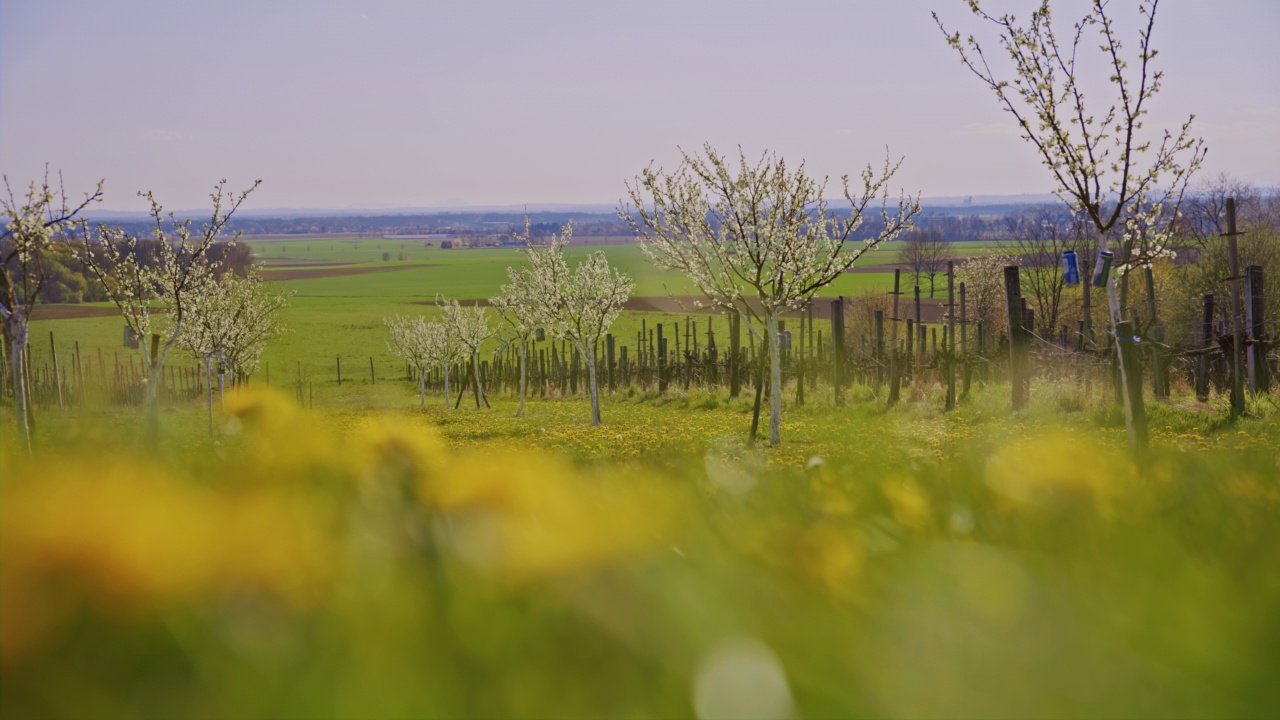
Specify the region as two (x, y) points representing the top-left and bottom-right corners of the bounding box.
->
(25, 237), (912, 385)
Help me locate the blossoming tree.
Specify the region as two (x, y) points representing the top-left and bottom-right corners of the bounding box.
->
(79, 180), (260, 441)
(490, 217), (546, 418)
(935, 0), (1205, 453)
(1, 171), (102, 451)
(385, 314), (431, 409)
(523, 221), (632, 427)
(440, 298), (493, 409)
(621, 144), (918, 445)
(181, 269), (290, 434)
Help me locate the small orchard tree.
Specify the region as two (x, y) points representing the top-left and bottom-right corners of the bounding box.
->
(181, 269), (290, 434)
(440, 298), (492, 409)
(0, 171), (102, 451)
(79, 180), (260, 441)
(525, 221), (632, 427)
(209, 270), (291, 383)
(621, 144), (918, 445)
(423, 319), (464, 410)
(936, 0), (1205, 453)
(956, 252), (1019, 337)
(385, 314), (433, 409)
(491, 217), (548, 418)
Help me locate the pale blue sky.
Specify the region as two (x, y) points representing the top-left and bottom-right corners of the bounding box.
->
(2, 1), (1277, 211)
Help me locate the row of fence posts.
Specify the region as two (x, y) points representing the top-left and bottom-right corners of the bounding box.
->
(0, 331), (210, 417)
(391, 283), (1022, 409)
(1193, 265), (1271, 401)
(6, 258), (1272, 417)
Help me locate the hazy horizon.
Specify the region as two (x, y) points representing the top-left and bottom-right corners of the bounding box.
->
(3, 1), (1277, 212)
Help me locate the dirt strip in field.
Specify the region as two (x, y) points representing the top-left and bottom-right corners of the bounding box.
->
(412, 295), (951, 323)
(260, 263), (438, 281)
(32, 305), (124, 320)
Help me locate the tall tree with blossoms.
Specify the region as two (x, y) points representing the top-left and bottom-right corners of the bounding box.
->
(491, 216), (548, 418)
(181, 269), (290, 435)
(621, 144), (918, 445)
(524, 221), (632, 427)
(439, 298), (493, 409)
(423, 319), (464, 410)
(1, 170), (103, 451)
(78, 180), (260, 441)
(385, 314), (432, 409)
(935, 0), (1205, 453)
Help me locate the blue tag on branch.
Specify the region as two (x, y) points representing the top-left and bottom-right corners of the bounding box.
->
(1063, 250), (1080, 286)
(1092, 251), (1114, 288)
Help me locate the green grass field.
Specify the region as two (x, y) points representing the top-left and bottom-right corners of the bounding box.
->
(24, 237), (905, 385)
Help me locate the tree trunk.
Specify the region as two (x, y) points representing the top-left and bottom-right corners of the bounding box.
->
(204, 355), (214, 438)
(767, 311), (782, 445)
(747, 323), (766, 445)
(418, 365), (426, 409)
(586, 338), (602, 426)
(443, 364), (451, 410)
(1106, 274), (1147, 456)
(146, 361), (162, 441)
(471, 351), (485, 409)
(143, 332), (169, 444)
(6, 315), (31, 452)
(516, 341), (527, 418)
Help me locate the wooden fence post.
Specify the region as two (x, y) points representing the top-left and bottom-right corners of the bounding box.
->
(729, 314), (741, 398)
(1226, 198), (1246, 417)
(960, 281), (970, 398)
(607, 333), (616, 394)
(1245, 265), (1268, 393)
(796, 311), (805, 406)
(888, 269), (901, 406)
(1197, 294), (1213, 401)
(873, 310), (884, 390)
(49, 332), (64, 410)
(1143, 266), (1167, 399)
(945, 262), (956, 410)
(657, 324), (667, 394)
(1004, 265), (1028, 410)
(832, 297), (846, 406)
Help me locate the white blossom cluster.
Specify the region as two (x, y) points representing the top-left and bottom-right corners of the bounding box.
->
(178, 269), (291, 383)
(384, 313), (461, 409)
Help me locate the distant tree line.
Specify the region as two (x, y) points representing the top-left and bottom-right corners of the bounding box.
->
(0, 236), (254, 305)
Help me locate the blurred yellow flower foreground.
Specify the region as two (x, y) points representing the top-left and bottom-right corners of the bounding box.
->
(1, 387), (1277, 718)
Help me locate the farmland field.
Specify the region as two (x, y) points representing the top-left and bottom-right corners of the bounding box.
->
(3, 234), (1278, 718)
(20, 235), (1001, 385)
